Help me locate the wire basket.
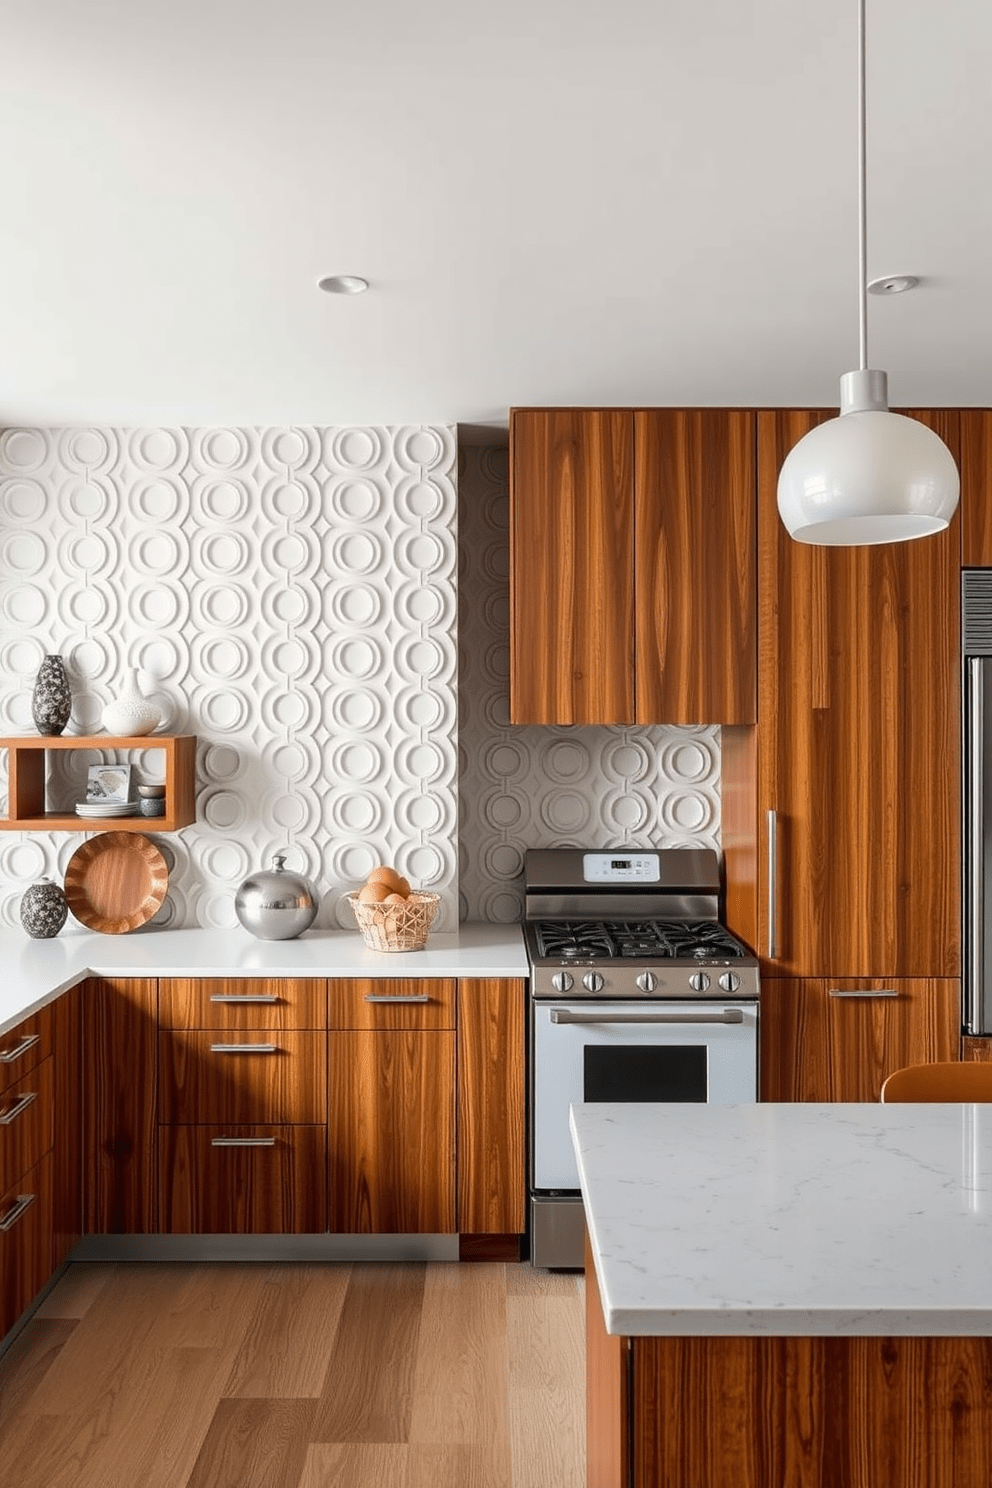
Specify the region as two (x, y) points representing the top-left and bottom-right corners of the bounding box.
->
(346, 890), (441, 952)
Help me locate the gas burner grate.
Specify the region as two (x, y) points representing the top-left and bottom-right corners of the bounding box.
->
(533, 918), (748, 961)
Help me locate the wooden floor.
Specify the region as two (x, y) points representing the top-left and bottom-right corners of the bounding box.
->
(0, 1261), (585, 1487)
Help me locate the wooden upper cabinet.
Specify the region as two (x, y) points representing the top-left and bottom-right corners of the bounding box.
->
(510, 409), (635, 723)
(634, 410), (756, 724)
(509, 407), (756, 725)
(756, 409), (961, 978)
(960, 409), (992, 565)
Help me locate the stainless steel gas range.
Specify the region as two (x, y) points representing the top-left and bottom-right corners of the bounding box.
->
(525, 847), (760, 1268)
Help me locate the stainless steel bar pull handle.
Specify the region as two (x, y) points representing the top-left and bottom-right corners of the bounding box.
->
(0, 1090), (38, 1126)
(363, 994), (431, 1004)
(828, 988), (899, 999)
(0, 1033), (39, 1066)
(211, 1136), (278, 1148)
(967, 656), (985, 1035)
(767, 809), (779, 960)
(0, 1193), (35, 1232)
(210, 994), (280, 1004)
(209, 1043), (279, 1054)
(549, 1009), (745, 1026)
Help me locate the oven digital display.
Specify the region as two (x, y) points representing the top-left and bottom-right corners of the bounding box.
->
(582, 852), (660, 883)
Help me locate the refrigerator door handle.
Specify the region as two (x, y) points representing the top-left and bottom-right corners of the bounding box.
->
(966, 657), (987, 1036)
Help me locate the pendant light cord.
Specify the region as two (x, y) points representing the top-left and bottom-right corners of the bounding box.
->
(858, 0), (868, 371)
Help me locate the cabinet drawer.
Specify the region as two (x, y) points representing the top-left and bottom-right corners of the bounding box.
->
(0, 1151), (54, 1340)
(159, 978), (325, 1031)
(328, 979), (456, 1030)
(0, 1054), (54, 1197)
(159, 1031), (326, 1125)
(0, 1005), (53, 1095)
(158, 1125), (327, 1234)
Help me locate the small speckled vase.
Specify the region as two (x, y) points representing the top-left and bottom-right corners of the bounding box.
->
(19, 878), (69, 938)
(31, 655), (72, 736)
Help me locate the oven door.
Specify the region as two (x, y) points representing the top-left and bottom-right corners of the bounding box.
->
(532, 999), (759, 1191)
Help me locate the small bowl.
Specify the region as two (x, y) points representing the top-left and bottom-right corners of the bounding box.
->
(139, 798), (166, 817)
(137, 784), (166, 799)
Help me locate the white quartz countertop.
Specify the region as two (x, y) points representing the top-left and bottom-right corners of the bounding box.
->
(572, 1101), (992, 1338)
(0, 923), (528, 1036)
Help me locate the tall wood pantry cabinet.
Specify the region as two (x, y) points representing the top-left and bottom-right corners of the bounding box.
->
(509, 408), (756, 725)
(724, 409), (963, 1100)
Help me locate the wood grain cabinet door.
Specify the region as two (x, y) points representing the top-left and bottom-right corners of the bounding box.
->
(634, 409), (756, 724)
(757, 409), (961, 978)
(159, 1030), (326, 1126)
(510, 408), (636, 724)
(82, 977), (158, 1235)
(760, 978), (961, 1102)
(158, 1125), (327, 1234)
(456, 979), (525, 1237)
(328, 1030), (455, 1234)
(960, 409), (992, 565)
(0, 1152), (53, 1340)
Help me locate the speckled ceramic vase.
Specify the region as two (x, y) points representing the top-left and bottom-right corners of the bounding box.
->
(31, 654), (72, 736)
(19, 878), (69, 938)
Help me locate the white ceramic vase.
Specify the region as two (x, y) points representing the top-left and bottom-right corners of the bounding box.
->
(101, 669), (161, 737)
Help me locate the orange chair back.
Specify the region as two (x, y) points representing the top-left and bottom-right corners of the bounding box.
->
(881, 1061), (992, 1102)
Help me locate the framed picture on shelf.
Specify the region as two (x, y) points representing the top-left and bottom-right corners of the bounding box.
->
(85, 763), (133, 803)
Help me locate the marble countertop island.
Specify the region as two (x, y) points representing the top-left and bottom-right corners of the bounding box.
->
(0, 922), (528, 1036)
(572, 1100), (992, 1337)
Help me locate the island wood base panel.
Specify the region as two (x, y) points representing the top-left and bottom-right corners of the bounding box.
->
(587, 1281), (992, 1487)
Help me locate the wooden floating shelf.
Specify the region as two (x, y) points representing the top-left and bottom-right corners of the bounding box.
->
(0, 735), (197, 833)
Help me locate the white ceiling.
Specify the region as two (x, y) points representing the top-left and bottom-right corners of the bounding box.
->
(2, 0), (990, 431)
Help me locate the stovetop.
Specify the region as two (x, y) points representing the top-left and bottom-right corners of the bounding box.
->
(522, 846), (759, 1000)
(531, 917), (749, 963)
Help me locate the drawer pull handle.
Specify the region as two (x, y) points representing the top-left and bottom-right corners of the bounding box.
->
(210, 1136), (278, 1148)
(363, 994), (431, 1004)
(828, 988), (899, 999)
(0, 1033), (39, 1066)
(0, 1090), (38, 1126)
(209, 995), (281, 1004)
(209, 1043), (279, 1054)
(0, 1192), (35, 1232)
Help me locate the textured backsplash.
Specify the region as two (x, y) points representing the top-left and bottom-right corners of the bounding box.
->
(457, 444), (720, 923)
(0, 425), (459, 930)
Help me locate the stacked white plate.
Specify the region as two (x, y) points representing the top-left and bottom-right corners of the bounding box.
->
(75, 801), (136, 818)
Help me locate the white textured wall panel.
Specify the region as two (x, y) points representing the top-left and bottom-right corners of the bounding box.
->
(0, 425), (459, 931)
(457, 444), (721, 923)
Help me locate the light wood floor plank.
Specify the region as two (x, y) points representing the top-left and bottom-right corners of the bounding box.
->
(0, 1318), (76, 1422)
(299, 1442), (486, 1488)
(185, 1398), (316, 1488)
(311, 1264), (426, 1444)
(506, 1292), (585, 1488)
(408, 1261), (512, 1482)
(223, 1263), (351, 1399)
(34, 1263), (116, 1320)
(506, 1264), (583, 1298)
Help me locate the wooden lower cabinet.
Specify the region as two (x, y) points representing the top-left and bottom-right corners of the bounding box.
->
(760, 978), (961, 1102)
(0, 1151), (54, 1339)
(82, 976), (158, 1234)
(158, 1125), (327, 1233)
(456, 978), (525, 1237)
(328, 1029), (456, 1233)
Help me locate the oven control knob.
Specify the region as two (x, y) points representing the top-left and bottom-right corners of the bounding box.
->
(551, 971), (574, 994)
(688, 971), (711, 993)
(719, 972), (740, 993)
(636, 971), (658, 994)
(583, 972), (605, 993)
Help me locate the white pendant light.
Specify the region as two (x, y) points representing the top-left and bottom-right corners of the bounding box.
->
(777, 0), (959, 546)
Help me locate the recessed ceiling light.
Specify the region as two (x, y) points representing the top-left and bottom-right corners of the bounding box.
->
(867, 275), (919, 295)
(317, 274), (369, 295)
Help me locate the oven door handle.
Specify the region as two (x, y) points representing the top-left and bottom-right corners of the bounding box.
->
(548, 1009), (745, 1026)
